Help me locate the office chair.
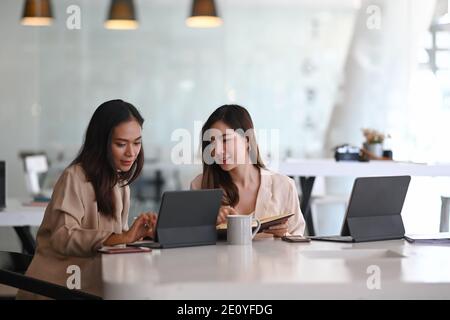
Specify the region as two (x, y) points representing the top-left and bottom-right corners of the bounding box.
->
(18, 152), (50, 200)
(0, 251), (102, 300)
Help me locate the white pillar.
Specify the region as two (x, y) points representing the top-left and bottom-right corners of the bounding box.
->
(325, 0), (436, 152)
(315, 0), (436, 236)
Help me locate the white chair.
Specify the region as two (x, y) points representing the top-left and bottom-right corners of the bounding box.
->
(304, 177), (349, 236)
(19, 153), (49, 198)
(310, 195), (348, 236)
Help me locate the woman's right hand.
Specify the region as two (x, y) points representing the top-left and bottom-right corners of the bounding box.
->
(216, 206), (238, 225)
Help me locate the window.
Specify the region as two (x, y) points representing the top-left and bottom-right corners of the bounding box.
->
(424, 22), (450, 108)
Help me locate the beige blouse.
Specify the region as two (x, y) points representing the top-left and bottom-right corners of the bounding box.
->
(17, 164), (130, 299)
(190, 168), (305, 236)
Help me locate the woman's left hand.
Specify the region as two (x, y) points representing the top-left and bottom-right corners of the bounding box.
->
(104, 212), (157, 246)
(144, 212), (158, 238)
(263, 222), (288, 238)
(126, 212), (157, 243)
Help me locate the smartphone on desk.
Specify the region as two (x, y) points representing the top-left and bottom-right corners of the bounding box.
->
(98, 246), (152, 254)
(281, 235), (311, 243)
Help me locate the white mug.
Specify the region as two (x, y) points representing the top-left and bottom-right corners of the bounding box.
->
(227, 215), (261, 245)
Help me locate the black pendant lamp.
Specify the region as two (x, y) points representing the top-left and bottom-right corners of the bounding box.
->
(21, 0), (53, 26)
(186, 0), (223, 28)
(105, 0), (138, 30)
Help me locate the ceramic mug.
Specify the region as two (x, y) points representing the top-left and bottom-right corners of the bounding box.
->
(227, 215), (261, 245)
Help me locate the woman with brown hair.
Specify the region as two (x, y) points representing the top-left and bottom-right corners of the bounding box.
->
(17, 99), (157, 299)
(191, 104), (305, 237)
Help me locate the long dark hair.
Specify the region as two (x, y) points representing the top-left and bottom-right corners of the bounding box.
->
(201, 104), (265, 207)
(72, 99), (145, 219)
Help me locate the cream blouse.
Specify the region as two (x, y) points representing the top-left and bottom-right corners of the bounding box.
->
(190, 168), (305, 236)
(17, 164), (130, 299)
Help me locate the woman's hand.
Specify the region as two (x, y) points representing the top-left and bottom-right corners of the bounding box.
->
(103, 213), (157, 246)
(216, 206), (238, 225)
(125, 212), (157, 243)
(263, 219), (289, 238)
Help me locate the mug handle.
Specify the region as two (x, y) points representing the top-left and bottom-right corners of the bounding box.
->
(251, 218), (261, 239)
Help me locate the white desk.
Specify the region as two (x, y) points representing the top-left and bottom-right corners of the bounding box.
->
(274, 159), (450, 235)
(0, 199), (45, 254)
(0, 199), (45, 227)
(101, 238), (450, 299)
(277, 159), (450, 177)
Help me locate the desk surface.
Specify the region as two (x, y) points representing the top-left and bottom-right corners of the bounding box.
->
(0, 199), (45, 227)
(276, 159), (450, 177)
(101, 238), (450, 299)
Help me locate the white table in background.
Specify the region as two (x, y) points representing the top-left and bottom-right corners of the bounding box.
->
(101, 237), (450, 300)
(277, 159), (450, 177)
(274, 159), (450, 235)
(0, 199), (45, 254)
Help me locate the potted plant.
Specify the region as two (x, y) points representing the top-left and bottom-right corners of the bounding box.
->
(361, 128), (388, 158)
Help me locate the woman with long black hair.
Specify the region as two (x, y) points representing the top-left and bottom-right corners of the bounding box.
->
(17, 99), (156, 299)
(191, 104), (305, 237)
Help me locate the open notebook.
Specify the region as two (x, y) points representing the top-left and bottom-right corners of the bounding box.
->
(217, 213), (294, 234)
